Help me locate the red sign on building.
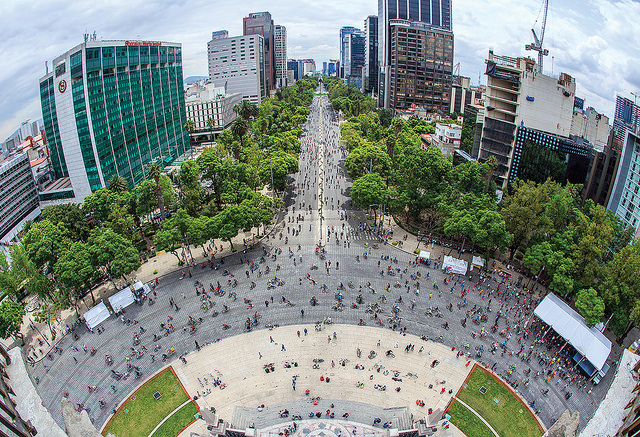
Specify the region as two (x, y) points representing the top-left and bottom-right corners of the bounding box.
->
(125, 40), (162, 47)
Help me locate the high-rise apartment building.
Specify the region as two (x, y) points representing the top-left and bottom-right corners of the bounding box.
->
(363, 15), (378, 93)
(613, 96), (640, 150)
(608, 131), (640, 236)
(274, 25), (287, 88)
(39, 38), (190, 202)
(287, 59), (299, 81)
(244, 12), (275, 90)
(476, 51), (592, 189)
(0, 152), (41, 243)
(339, 26), (358, 78)
(208, 31), (267, 106)
(378, 0), (454, 111)
(343, 30), (366, 88)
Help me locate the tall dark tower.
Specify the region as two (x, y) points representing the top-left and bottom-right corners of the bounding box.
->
(244, 12), (275, 91)
(378, 0), (453, 112)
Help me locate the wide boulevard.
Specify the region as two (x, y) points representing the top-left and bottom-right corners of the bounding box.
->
(28, 85), (613, 432)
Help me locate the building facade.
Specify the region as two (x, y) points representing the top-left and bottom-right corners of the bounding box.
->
(613, 95), (640, 150)
(244, 12), (275, 90)
(344, 30), (366, 88)
(378, 0), (453, 110)
(339, 26), (359, 78)
(184, 81), (242, 133)
(0, 153), (41, 243)
(363, 15), (379, 94)
(39, 39), (190, 202)
(384, 20), (453, 113)
(608, 131), (640, 236)
(450, 76), (483, 115)
(208, 31), (267, 105)
(274, 25), (287, 88)
(327, 60), (338, 77)
(477, 51), (577, 188)
(571, 106), (610, 152)
(0, 345), (37, 436)
(583, 135), (620, 207)
(287, 59), (298, 81)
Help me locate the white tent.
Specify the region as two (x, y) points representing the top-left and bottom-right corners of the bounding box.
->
(108, 287), (136, 313)
(132, 281), (151, 296)
(471, 256), (485, 271)
(418, 250), (431, 260)
(84, 301), (110, 330)
(442, 256), (468, 275)
(534, 293), (612, 371)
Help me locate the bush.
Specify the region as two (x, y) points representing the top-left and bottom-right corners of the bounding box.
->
(392, 241), (398, 246)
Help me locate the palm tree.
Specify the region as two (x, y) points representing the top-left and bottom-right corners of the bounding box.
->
(107, 175), (129, 193)
(206, 117), (215, 131)
(148, 163), (165, 221)
(233, 100), (259, 121)
(184, 119), (196, 134)
(230, 118), (249, 159)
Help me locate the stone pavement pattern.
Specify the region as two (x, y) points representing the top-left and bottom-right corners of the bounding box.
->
(20, 88), (619, 435)
(173, 324), (471, 426)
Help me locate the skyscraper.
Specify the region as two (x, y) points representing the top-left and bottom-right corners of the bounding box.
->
(274, 25), (288, 88)
(39, 38), (190, 202)
(344, 30), (366, 88)
(613, 95), (640, 150)
(244, 12), (275, 90)
(363, 15), (378, 93)
(208, 31), (267, 105)
(339, 26), (358, 78)
(378, 0), (454, 111)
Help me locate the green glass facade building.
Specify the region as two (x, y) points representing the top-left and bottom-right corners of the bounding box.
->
(39, 39), (190, 201)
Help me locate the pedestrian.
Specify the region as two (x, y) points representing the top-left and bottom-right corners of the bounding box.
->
(282, 344), (286, 351)
(270, 336), (274, 343)
(259, 352), (262, 359)
(301, 309), (305, 317)
(304, 328), (308, 336)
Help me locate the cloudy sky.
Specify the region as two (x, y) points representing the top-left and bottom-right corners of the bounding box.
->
(1, 0), (639, 141)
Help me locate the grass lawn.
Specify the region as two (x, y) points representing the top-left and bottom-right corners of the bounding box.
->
(151, 402), (199, 437)
(456, 366), (543, 437)
(448, 401), (494, 437)
(104, 369), (190, 437)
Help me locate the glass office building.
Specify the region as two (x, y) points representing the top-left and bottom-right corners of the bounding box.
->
(39, 39), (190, 202)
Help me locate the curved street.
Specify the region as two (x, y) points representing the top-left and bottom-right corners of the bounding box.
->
(28, 87), (617, 433)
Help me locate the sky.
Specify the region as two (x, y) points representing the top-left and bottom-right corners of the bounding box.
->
(1, 0), (640, 141)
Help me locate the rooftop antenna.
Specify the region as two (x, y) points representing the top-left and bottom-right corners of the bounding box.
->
(525, 0), (550, 73)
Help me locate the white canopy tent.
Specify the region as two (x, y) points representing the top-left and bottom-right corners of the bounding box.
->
(534, 293), (612, 371)
(108, 287), (136, 313)
(132, 281), (151, 296)
(418, 250), (431, 260)
(84, 301), (110, 330)
(471, 256), (485, 271)
(442, 256), (468, 275)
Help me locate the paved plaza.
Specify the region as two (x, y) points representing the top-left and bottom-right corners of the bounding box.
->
(20, 88), (621, 435)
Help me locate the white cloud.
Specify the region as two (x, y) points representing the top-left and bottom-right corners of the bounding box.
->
(0, 0), (637, 140)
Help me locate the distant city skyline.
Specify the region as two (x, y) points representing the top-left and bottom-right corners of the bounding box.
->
(1, 0), (639, 140)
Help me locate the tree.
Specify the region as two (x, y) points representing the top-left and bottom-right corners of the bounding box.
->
(259, 150), (298, 192)
(40, 203), (89, 242)
(234, 100), (259, 121)
(575, 288), (605, 328)
(351, 173), (387, 224)
(107, 175), (129, 193)
(54, 241), (96, 303)
(21, 220), (70, 269)
(178, 160), (203, 215)
(345, 142), (392, 178)
(148, 163), (166, 221)
(87, 228), (141, 285)
(501, 179), (555, 259)
(599, 242), (640, 337)
(0, 300), (25, 340)
(230, 117), (249, 157)
(184, 119), (196, 134)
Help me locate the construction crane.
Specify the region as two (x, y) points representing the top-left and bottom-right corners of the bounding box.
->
(525, 0), (550, 73)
